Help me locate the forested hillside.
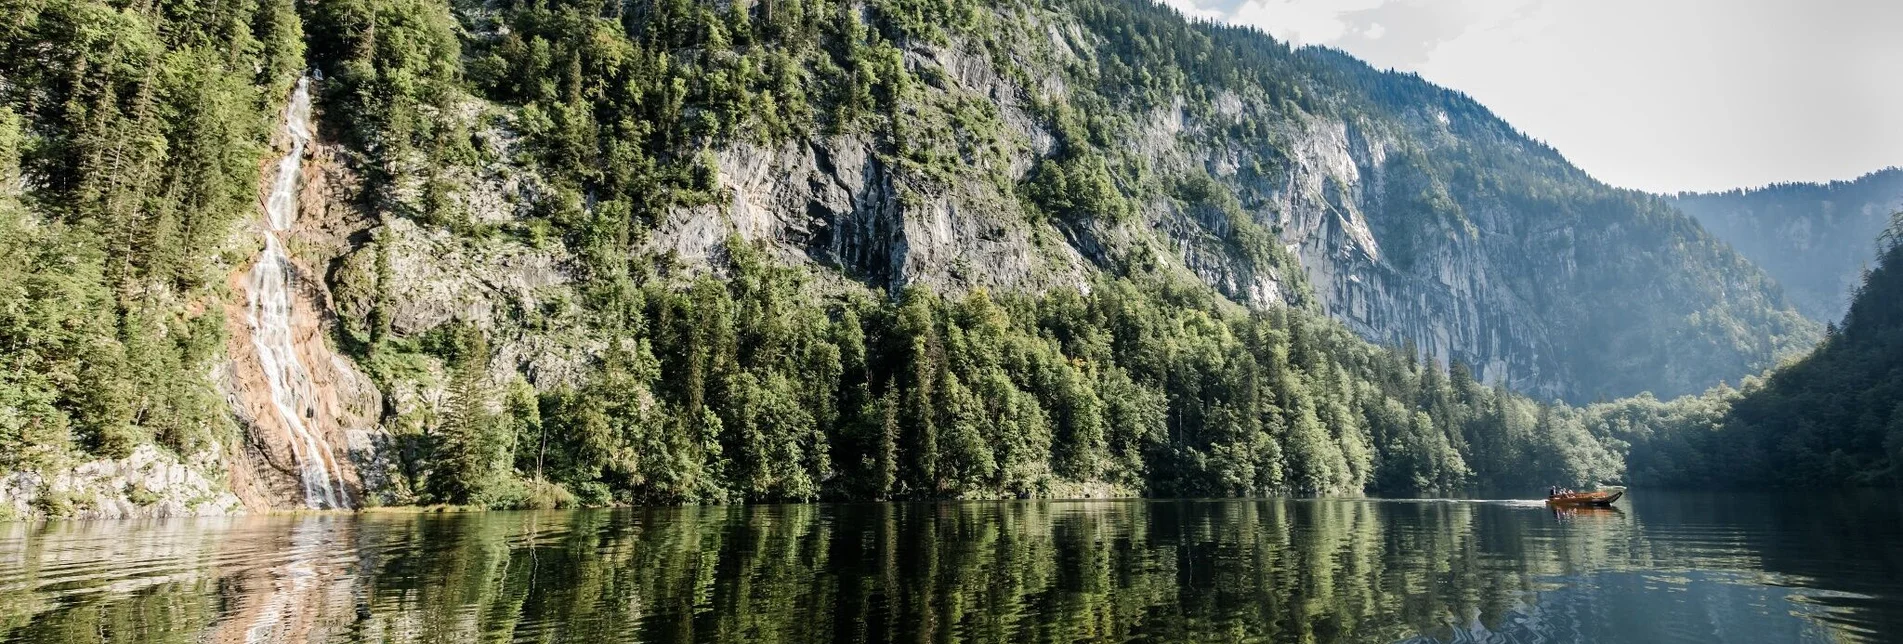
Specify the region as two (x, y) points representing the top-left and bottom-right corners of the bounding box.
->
(1611, 213), (1903, 487)
(0, 0), (1825, 514)
(1673, 168), (1903, 322)
(289, 0), (1814, 404)
(0, 0), (295, 482)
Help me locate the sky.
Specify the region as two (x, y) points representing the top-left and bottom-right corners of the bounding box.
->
(1159, 0), (1903, 194)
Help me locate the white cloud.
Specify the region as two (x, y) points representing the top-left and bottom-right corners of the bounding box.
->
(1226, 0), (1385, 46)
(1174, 0), (1903, 192)
(1159, 0), (1227, 23)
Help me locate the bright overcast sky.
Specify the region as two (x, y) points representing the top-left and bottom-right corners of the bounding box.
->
(1161, 0), (1903, 194)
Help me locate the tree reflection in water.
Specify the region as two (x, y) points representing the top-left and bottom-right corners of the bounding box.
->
(0, 494), (1897, 643)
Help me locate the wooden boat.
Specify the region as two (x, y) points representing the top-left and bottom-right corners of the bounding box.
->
(1545, 488), (1624, 507)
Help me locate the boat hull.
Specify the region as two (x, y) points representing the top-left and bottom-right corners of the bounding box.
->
(1546, 490), (1623, 507)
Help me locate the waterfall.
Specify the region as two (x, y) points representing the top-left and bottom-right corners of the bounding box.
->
(247, 77), (349, 509)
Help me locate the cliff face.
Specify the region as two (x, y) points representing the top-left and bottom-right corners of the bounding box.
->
(309, 0), (1815, 429)
(1254, 104), (1819, 401)
(1672, 168), (1903, 324)
(0, 0), (1824, 514)
(221, 80), (392, 512)
(551, 24), (1814, 403)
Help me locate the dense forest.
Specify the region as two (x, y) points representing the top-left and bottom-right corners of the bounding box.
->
(0, 0), (1624, 507)
(0, 0), (1875, 515)
(392, 239), (1629, 506)
(1610, 213), (1903, 487)
(0, 0), (294, 475)
(292, 0), (1814, 403)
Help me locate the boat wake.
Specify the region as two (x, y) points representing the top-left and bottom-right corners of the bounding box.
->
(1326, 498), (1552, 509)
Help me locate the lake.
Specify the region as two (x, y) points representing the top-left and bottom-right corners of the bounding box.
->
(1, 492), (1899, 643)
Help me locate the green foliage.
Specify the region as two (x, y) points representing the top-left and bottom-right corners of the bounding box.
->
(1027, 153), (1131, 224)
(0, 0), (1816, 506)
(429, 323), (518, 505)
(1613, 221), (1903, 488)
(304, 0), (471, 213)
(0, 0), (277, 470)
(449, 237), (1624, 502)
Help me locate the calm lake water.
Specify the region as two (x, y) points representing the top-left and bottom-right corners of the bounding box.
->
(2, 492), (1900, 643)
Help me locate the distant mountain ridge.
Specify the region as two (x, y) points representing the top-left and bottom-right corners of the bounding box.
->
(1615, 212), (1903, 488)
(1672, 168), (1903, 323)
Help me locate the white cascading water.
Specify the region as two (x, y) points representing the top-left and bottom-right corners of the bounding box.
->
(247, 77), (348, 509)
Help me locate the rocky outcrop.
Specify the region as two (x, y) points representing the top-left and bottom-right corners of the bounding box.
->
(615, 25), (1812, 402)
(646, 117), (1089, 297)
(318, 102), (611, 450)
(0, 445), (242, 520)
(220, 80), (393, 511)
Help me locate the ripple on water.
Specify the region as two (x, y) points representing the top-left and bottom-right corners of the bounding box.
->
(0, 494), (1898, 644)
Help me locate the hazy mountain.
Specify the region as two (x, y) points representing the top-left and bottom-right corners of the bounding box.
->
(1672, 168), (1903, 324)
(1614, 214), (1903, 487)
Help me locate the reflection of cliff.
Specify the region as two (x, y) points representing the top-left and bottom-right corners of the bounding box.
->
(0, 498), (1893, 643)
(221, 79), (387, 511)
(208, 517), (359, 644)
(0, 516), (362, 642)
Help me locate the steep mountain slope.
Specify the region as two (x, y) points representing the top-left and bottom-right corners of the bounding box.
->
(1254, 49), (1817, 402)
(0, 0), (1811, 512)
(1671, 168), (1903, 323)
(305, 0), (1813, 405)
(1718, 223), (1903, 484)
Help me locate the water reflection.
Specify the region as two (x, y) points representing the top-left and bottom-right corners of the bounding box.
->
(0, 494), (1898, 643)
